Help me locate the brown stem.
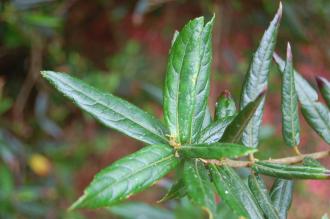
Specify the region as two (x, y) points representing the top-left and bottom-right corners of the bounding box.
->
(13, 41), (43, 121)
(202, 150), (330, 168)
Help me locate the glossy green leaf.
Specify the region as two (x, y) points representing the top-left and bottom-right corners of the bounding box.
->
(240, 4), (282, 148)
(158, 178), (186, 203)
(42, 71), (167, 145)
(178, 143), (256, 159)
(270, 179), (293, 219)
(184, 159), (215, 219)
(209, 164), (263, 219)
(109, 202), (174, 219)
(197, 117), (234, 144)
(273, 54), (330, 144)
(281, 43), (300, 147)
(248, 174), (280, 219)
(163, 16), (214, 144)
(69, 144), (179, 209)
(316, 76), (330, 108)
(215, 90), (237, 120)
(252, 161), (330, 180)
(220, 91), (265, 143)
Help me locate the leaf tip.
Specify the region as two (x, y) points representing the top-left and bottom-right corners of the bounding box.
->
(286, 42), (292, 62)
(258, 88), (268, 98)
(315, 76), (326, 89)
(221, 89), (231, 98)
(273, 52), (280, 63)
(274, 1), (283, 25)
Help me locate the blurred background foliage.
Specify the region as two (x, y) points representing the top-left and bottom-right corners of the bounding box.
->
(0, 0), (329, 218)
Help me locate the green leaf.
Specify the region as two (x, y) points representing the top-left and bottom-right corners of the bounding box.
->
(220, 91), (265, 143)
(202, 107), (212, 129)
(281, 43), (300, 147)
(184, 159), (215, 219)
(240, 4), (282, 148)
(209, 164), (264, 218)
(163, 16), (214, 144)
(158, 178), (186, 203)
(248, 174), (280, 219)
(69, 144), (179, 209)
(174, 197), (204, 219)
(215, 90), (237, 120)
(316, 76), (330, 108)
(252, 161), (330, 180)
(178, 143), (256, 159)
(108, 202), (174, 219)
(270, 179), (293, 219)
(273, 54), (330, 144)
(303, 157), (324, 168)
(42, 71), (168, 145)
(197, 117), (234, 144)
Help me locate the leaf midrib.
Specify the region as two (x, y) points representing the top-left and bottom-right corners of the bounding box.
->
(81, 153), (176, 205)
(53, 74), (167, 142)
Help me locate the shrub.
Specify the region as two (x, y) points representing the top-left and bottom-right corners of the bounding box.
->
(42, 3), (330, 218)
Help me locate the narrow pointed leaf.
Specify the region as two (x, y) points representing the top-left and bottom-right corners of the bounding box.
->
(178, 143), (256, 159)
(274, 54), (330, 144)
(252, 161), (330, 180)
(163, 16), (214, 144)
(109, 202), (175, 219)
(158, 178), (186, 203)
(316, 76), (330, 108)
(42, 71), (168, 145)
(209, 164), (264, 219)
(270, 179), (294, 219)
(248, 174), (280, 219)
(281, 43), (300, 147)
(70, 144), (179, 209)
(221, 91), (265, 143)
(184, 160), (215, 219)
(197, 116), (234, 144)
(240, 4), (282, 148)
(215, 90), (237, 120)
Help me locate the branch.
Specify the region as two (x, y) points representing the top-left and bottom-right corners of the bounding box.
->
(202, 150), (330, 168)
